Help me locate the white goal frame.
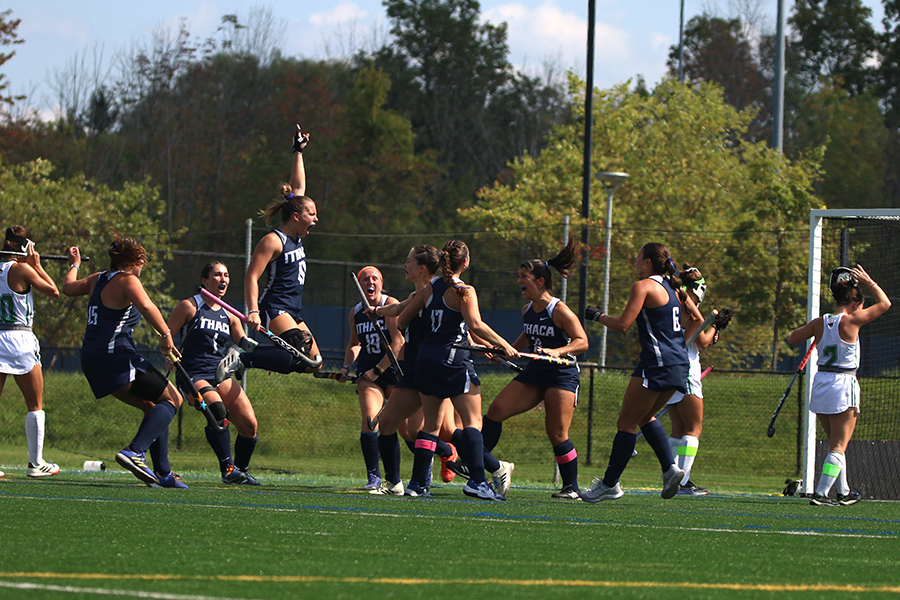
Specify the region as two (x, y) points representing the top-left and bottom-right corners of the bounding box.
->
(803, 208), (900, 492)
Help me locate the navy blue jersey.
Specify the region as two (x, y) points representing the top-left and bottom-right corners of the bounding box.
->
(520, 297), (579, 381)
(259, 228), (306, 319)
(180, 294), (232, 378)
(417, 277), (469, 364)
(637, 275), (689, 368)
(353, 295), (394, 373)
(81, 271), (141, 355)
(396, 308), (427, 389)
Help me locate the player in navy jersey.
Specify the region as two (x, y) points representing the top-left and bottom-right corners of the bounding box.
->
(336, 266), (403, 489)
(789, 265), (890, 506)
(397, 240), (518, 501)
(0, 226), (61, 478)
(167, 261), (262, 485)
(217, 124), (322, 381)
(481, 240), (588, 499)
(63, 236), (186, 488)
(582, 242), (690, 502)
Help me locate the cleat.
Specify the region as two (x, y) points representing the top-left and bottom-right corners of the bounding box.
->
(492, 461), (514, 497)
(445, 460), (470, 480)
(463, 479), (506, 501)
(661, 464), (686, 499)
(0, 470), (4, 477)
(239, 470), (261, 486)
(810, 492), (839, 506)
(677, 480), (709, 496)
(216, 347), (245, 383)
(404, 480), (432, 497)
(222, 464), (247, 484)
(551, 484), (581, 499)
(365, 473), (381, 490)
(154, 472), (189, 489)
(370, 480), (405, 495)
(115, 449), (158, 485)
(837, 491), (860, 506)
(581, 478), (624, 503)
(440, 443), (459, 483)
(26, 461), (60, 478)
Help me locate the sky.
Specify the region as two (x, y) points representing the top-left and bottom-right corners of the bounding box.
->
(0, 0), (888, 117)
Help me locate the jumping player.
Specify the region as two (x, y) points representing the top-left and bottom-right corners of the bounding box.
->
(582, 242), (689, 502)
(336, 266), (404, 490)
(64, 236), (186, 488)
(788, 265), (890, 506)
(0, 226), (61, 478)
(218, 124), (322, 381)
(167, 261), (262, 485)
(397, 240), (518, 501)
(482, 240), (588, 499)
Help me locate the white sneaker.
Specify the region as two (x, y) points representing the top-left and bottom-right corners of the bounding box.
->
(369, 480), (404, 495)
(492, 461), (514, 497)
(581, 478), (624, 503)
(661, 464), (686, 499)
(27, 461), (60, 478)
(463, 479), (505, 501)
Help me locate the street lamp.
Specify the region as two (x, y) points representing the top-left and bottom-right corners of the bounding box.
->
(594, 171), (629, 368)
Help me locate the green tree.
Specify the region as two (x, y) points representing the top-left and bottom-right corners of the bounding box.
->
(0, 8), (23, 107)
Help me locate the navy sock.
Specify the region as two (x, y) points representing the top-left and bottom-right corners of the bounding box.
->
(405, 439), (416, 454)
(602, 431), (637, 488)
(641, 419), (675, 471)
(553, 439), (579, 491)
(242, 345), (294, 374)
(482, 416), (503, 451)
(234, 434), (257, 471)
(205, 425), (234, 473)
(378, 432), (401, 484)
(450, 429), (464, 452)
(131, 401), (176, 454)
(148, 426), (170, 476)
(435, 439), (452, 459)
(360, 431), (380, 477)
(483, 448), (500, 474)
(411, 431), (438, 486)
(460, 427), (486, 483)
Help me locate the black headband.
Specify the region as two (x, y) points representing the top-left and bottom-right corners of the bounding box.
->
(4, 228), (28, 251)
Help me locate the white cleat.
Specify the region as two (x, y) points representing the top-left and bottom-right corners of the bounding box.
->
(581, 478), (624, 503)
(661, 464), (686, 499)
(492, 461), (514, 497)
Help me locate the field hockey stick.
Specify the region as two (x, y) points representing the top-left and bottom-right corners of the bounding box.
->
(350, 273), (404, 378)
(0, 250), (92, 262)
(685, 310), (718, 348)
(493, 355), (524, 373)
(200, 288), (323, 369)
(451, 343), (577, 368)
(767, 342), (817, 438)
(314, 371), (359, 383)
(633, 366), (712, 453)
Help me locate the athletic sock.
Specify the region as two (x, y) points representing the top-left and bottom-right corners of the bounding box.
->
(205, 425), (234, 473)
(677, 435), (700, 485)
(360, 431), (380, 478)
(130, 401), (177, 453)
(460, 427), (487, 484)
(148, 425), (171, 476)
(378, 432), (402, 484)
(404, 439), (416, 454)
(434, 439), (452, 459)
(482, 416), (503, 451)
(837, 455), (850, 495)
(668, 436), (681, 464)
(553, 439), (579, 491)
(411, 432), (438, 486)
(483, 448), (500, 474)
(240, 345), (294, 374)
(816, 451), (844, 496)
(450, 428), (464, 449)
(25, 409), (45, 465)
(641, 419), (676, 471)
(602, 431), (637, 488)
(234, 434), (258, 472)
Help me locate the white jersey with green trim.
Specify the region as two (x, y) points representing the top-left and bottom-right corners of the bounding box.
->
(817, 313), (859, 370)
(0, 262), (34, 328)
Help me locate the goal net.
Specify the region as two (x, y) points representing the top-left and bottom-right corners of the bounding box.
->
(804, 209), (900, 499)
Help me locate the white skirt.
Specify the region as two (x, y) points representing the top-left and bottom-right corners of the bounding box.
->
(809, 371), (860, 415)
(0, 330), (42, 375)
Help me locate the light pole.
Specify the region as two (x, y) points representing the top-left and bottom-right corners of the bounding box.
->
(594, 171), (629, 368)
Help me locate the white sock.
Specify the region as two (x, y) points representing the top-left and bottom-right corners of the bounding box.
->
(677, 435), (699, 486)
(837, 455), (849, 495)
(815, 451), (844, 496)
(25, 410), (45, 466)
(668, 436), (681, 464)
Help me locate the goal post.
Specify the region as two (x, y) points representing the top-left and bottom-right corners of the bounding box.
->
(804, 208), (900, 498)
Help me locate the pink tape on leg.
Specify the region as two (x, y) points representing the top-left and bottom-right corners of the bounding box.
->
(414, 439), (437, 452)
(555, 448), (578, 464)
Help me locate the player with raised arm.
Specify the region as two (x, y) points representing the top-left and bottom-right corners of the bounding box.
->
(0, 226), (61, 478)
(397, 240), (518, 501)
(788, 265), (890, 506)
(63, 235), (185, 488)
(481, 240), (588, 499)
(582, 242), (689, 502)
(167, 261), (262, 485)
(336, 266), (403, 489)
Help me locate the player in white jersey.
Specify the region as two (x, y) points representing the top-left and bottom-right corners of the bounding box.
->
(788, 265), (890, 506)
(0, 226), (61, 478)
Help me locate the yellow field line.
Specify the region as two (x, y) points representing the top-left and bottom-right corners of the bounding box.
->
(1, 572), (899, 593)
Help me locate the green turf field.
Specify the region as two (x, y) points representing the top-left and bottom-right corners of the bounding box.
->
(0, 466), (897, 599)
